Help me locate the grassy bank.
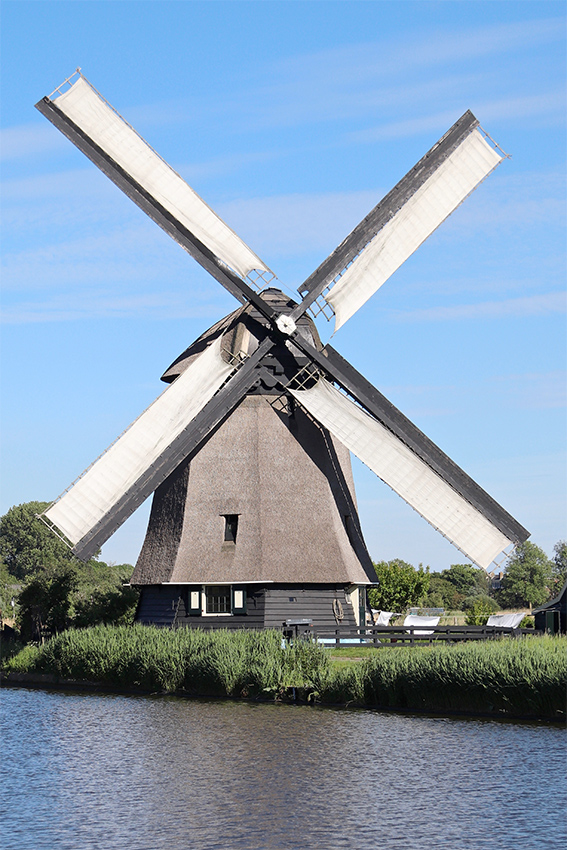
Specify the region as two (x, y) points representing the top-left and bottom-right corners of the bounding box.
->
(3, 625), (565, 719)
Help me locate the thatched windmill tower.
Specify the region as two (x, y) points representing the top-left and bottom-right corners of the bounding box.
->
(36, 72), (528, 632)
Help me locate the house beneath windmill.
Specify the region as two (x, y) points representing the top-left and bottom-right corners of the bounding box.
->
(130, 292), (376, 634)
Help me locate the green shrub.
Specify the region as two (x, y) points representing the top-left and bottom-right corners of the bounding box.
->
(464, 595), (500, 625)
(462, 594), (499, 612)
(519, 615), (534, 628)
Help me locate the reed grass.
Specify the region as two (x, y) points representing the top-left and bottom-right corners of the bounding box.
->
(4, 626), (565, 718)
(3, 625), (328, 697)
(354, 636), (566, 718)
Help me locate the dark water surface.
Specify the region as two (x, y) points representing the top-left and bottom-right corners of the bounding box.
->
(1, 687), (565, 850)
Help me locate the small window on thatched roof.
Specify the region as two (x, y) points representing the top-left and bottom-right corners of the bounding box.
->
(223, 514), (239, 543)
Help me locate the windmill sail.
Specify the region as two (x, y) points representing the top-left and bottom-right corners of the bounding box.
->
(35, 74), (528, 580)
(37, 75), (272, 286)
(42, 336), (234, 553)
(291, 378), (518, 570)
(296, 112), (505, 330)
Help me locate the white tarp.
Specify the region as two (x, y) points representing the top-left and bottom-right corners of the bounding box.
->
(486, 613), (525, 628)
(373, 610), (395, 626)
(403, 614), (440, 635)
(290, 378), (513, 570)
(53, 76), (271, 281)
(44, 336), (233, 546)
(326, 128), (503, 330)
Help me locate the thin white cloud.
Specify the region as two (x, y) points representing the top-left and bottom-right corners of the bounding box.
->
(474, 92), (567, 125)
(96, 16), (564, 137)
(1, 224), (175, 291)
(495, 371), (567, 410)
(348, 91), (566, 144)
(0, 289), (225, 324)
(0, 123), (68, 161)
(252, 16), (565, 131)
(3, 166), (563, 313)
(395, 291), (566, 322)
(218, 190), (381, 259)
(426, 170), (566, 251)
(274, 17), (563, 85)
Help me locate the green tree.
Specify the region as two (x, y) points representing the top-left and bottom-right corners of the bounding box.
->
(425, 563), (491, 610)
(17, 563), (78, 642)
(1, 502), (138, 639)
(368, 559), (429, 612)
(0, 501), (74, 581)
(424, 574), (456, 609)
(73, 561), (139, 627)
(496, 542), (553, 609)
(0, 559), (19, 622)
(463, 594), (499, 624)
(441, 563), (489, 597)
(551, 540), (567, 591)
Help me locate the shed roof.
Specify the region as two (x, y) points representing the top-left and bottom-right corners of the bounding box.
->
(532, 578), (567, 614)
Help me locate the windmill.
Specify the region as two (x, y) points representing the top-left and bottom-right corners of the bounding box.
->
(37, 71), (529, 630)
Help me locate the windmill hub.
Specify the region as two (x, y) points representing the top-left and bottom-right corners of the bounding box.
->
(162, 288), (320, 396)
(275, 314), (297, 336)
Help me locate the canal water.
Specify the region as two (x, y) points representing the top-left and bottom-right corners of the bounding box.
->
(1, 687), (565, 850)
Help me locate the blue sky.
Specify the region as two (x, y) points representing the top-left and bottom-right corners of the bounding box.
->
(1, 0), (565, 570)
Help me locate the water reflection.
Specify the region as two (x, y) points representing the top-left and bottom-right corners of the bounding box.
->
(1, 688), (565, 850)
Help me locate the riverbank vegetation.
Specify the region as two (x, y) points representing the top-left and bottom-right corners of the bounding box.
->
(4, 625), (565, 720)
(0, 502), (138, 641)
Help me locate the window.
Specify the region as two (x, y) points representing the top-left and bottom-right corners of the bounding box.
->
(205, 585), (231, 614)
(232, 588), (246, 614)
(199, 585), (247, 616)
(223, 514), (239, 543)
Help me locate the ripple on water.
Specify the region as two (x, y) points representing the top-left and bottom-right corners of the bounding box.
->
(1, 688), (565, 850)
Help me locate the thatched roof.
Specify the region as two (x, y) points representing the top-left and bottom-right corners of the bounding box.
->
(132, 395), (375, 586)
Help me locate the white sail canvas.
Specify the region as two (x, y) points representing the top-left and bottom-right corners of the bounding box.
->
(292, 378), (513, 569)
(44, 337), (233, 546)
(326, 129), (503, 330)
(54, 76), (271, 282)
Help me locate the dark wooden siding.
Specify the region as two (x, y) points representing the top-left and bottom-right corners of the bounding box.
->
(263, 585), (358, 631)
(175, 586), (265, 630)
(135, 585), (181, 627)
(135, 584), (360, 631)
(136, 585), (265, 629)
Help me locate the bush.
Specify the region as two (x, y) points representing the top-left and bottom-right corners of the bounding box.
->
(463, 595), (499, 624)
(520, 615), (534, 629)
